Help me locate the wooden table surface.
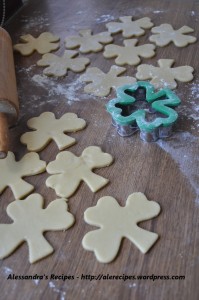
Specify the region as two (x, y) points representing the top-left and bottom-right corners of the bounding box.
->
(0, 0), (199, 299)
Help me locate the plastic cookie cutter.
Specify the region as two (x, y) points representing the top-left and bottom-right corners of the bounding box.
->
(106, 81), (181, 142)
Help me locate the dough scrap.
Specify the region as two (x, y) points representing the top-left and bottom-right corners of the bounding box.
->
(103, 39), (156, 66)
(149, 24), (197, 47)
(106, 16), (153, 38)
(13, 32), (60, 55)
(46, 146), (113, 198)
(37, 50), (90, 77)
(136, 59), (194, 89)
(82, 193), (161, 263)
(65, 29), (113, 53)
(0, 194), (74, 263)
(20, 112), (86, 151)
(79, 65), (136, 97)
(0, 152), (46, 200)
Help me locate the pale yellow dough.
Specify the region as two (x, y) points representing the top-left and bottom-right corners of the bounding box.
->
(82, 193), (161, 263)
(0, 152), (46, 200)
(136, 59), (194, 89)
(13, 32), (60, 55)
(106, 16), (153, 38)
(103, 39), (156, 66)
(149, 24), (197, 47)
(65, 29), (113, 53)
(79, 65), (136, 97)
(20, 112), (86, 151)
(46, 146), (113, 198)
(0, 194), (74, 263)
(37, 50), (90, 77)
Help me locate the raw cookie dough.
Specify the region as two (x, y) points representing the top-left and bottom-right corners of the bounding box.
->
(0, 152), (46, 200)
(37, 50), (90, 77)
(136, 59), (194, 89)
(149, 24), (197, 47)
(46, 146), (113, 198)
(106, 16), (153, 38)
(79, 65), (136, 97)
(20, 112), (86, 151)
(13, 32), (60, 55)
(65, 29), (113, 53)
(82, 193), (161, 263)
(0, 194), (74, 263)
(103, 39), (156, 66)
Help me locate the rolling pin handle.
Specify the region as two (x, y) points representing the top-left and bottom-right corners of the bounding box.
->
(0, 112), (9, 158)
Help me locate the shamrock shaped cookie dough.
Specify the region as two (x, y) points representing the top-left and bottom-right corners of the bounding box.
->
(13, 32), (60, 55)
(106, 16), (153, 38)
(65, 29), (113, 53)
(20, 112), (86, 151)
(46, 146), (113, 198)
(103, 39), (156, 66)
(37, 50), (90, 77)
(136, 59), (194, 89)
(149, 24), (197, 47)
(0, 194), (74, 263)
(79, 65), (136, 97)
(82, 193), (161, 263)
(0, 152), (46, 199)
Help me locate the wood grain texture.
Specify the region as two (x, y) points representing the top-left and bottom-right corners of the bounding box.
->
(0, 0), (198, 299)
(0, 27), (19, 124)
(0, 113), (8, 157)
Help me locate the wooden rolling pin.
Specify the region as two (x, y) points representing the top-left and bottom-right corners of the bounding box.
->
(0, 27), (19, 158)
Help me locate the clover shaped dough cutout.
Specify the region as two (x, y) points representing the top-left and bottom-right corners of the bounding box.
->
(0, 194), (74, 263)
(64, 29), (113, 53)
(82, 192), (161, 263)
(136, 59), (194, 89)
(46, 146), (113, 198)
(79, 65), (136, 97)
(20, 112), (86, 152)
(13, 32), (60, 55)
(103, 39), (156, 66)
(37, 50), (90, 77)
(106, 16), (154, 38)
(149, 24), (197, 47)
(0, 152), (46, 200)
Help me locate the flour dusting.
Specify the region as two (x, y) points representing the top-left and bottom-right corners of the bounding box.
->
(20, 12), (50, 31)
(32, 73), (95, 102)
(3, 267), (13, 275)
(48, 281), (66, 299)
(76, 11), (84, 15)
(157, 132), (199, 204)
(153, 10), (165, 14)
(32, 74), (87, 101)
(96, 15), (115, 23)
(187, 10), (199, 21)
(32, 74), (50, 87)
(189, 10), (196, 17)
(17, 65), (35, 74)
(177, 82), (199, 130)
(34, 279), (40, 286)
(129, 283), (137, 288)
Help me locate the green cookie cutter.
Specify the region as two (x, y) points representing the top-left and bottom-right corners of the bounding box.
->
(106, 81), (181, 142)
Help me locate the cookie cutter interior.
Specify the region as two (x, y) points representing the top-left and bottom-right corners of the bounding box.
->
(107, 81), (181, 142)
